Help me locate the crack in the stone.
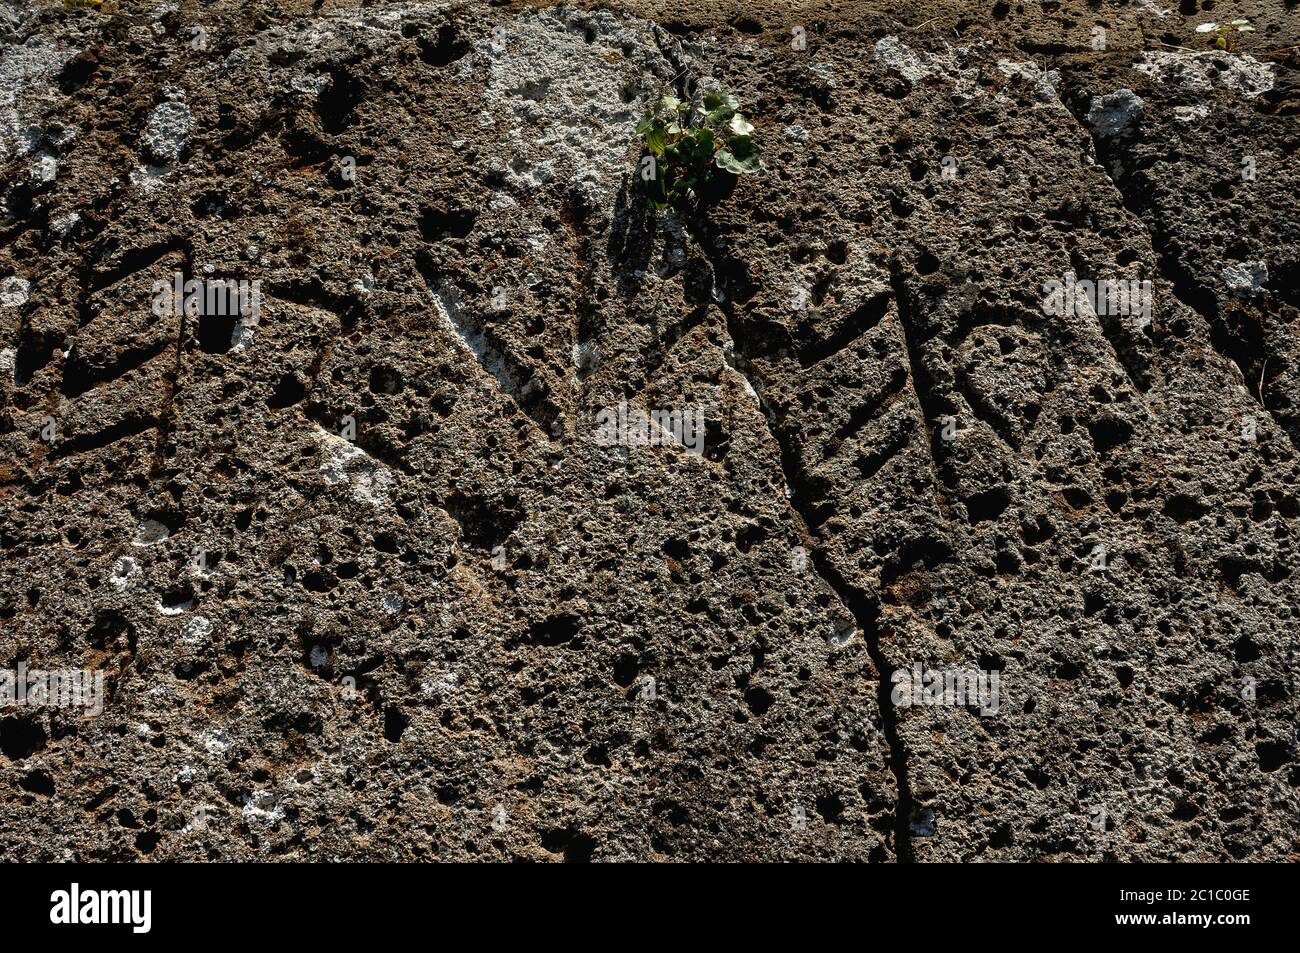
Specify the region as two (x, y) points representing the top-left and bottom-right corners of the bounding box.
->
(687, 221), (914, 862)
(651, 24), (692, 102)
(1056, 85), (1299, 447)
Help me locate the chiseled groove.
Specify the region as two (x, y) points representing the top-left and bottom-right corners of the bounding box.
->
(889, 263), (953, 518)
(49, 416), (159, 459)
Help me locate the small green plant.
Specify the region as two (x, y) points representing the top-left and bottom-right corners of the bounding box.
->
(1196, 18), (1254, 50)
(635, 90), (762, 210)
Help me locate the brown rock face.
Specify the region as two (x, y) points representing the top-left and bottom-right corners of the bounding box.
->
(1, 0), (1297, 861)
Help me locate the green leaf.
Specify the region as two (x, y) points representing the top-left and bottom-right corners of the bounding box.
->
(727, 113), (754, 137)
(704, 106), (736, 128)
(693, 128), (716, 155)
(715, 135), (762, 174)
(700, 93), (740, 128)
(638, 88), (762, 210)
(643, 122), (666, 155)
(702, 92), (740, 112)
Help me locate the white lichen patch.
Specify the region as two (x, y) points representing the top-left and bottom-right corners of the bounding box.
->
(129, 164), (170, 193)
(290, 72), (330, 97)
(142, 96), (192, 163)
(0, 38), (76, 161)
(875, 36), (932, 85)
(430, 279), (516, 394)
(525, 228), (551, 253)
(202, 729), (232, 754)
(229, 321), (256, 351)
(241, 791), (285, 828)
(29, 149), (57, 184)
(782, 124), (810, 144)
(133, 518), (171, 546)
(421, 668), (460, 698)
(1086, 89), (1145, 138)
(313, 425), (393, 508)
(110, 556), (141, 591)
(49, 210), (80, 237)
(997, 60), (1063, 106)
(0, 275), (29, 307)
(479, 7), (673, 208)
(1173, 103), (1211, 122)
(179, 615), (213, 644)
(807, 61), (837, 88)
(1133, 51), (1274, 99)
(1222, 260), (1268, 297)
(572, 340), (600, 376)
(873, 36), (990, 106)
(722, 341), (762, 409)
(156, 596), (193, 616)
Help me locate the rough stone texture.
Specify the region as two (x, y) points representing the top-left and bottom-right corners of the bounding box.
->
(0, 0), (1297, 862)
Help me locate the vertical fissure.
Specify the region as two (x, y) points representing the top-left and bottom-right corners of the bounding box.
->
(1058, 91), (1294, 442)
(689, 221), (914, 861)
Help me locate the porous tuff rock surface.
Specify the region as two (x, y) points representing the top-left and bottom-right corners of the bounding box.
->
(0, 0), (1297, 862)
